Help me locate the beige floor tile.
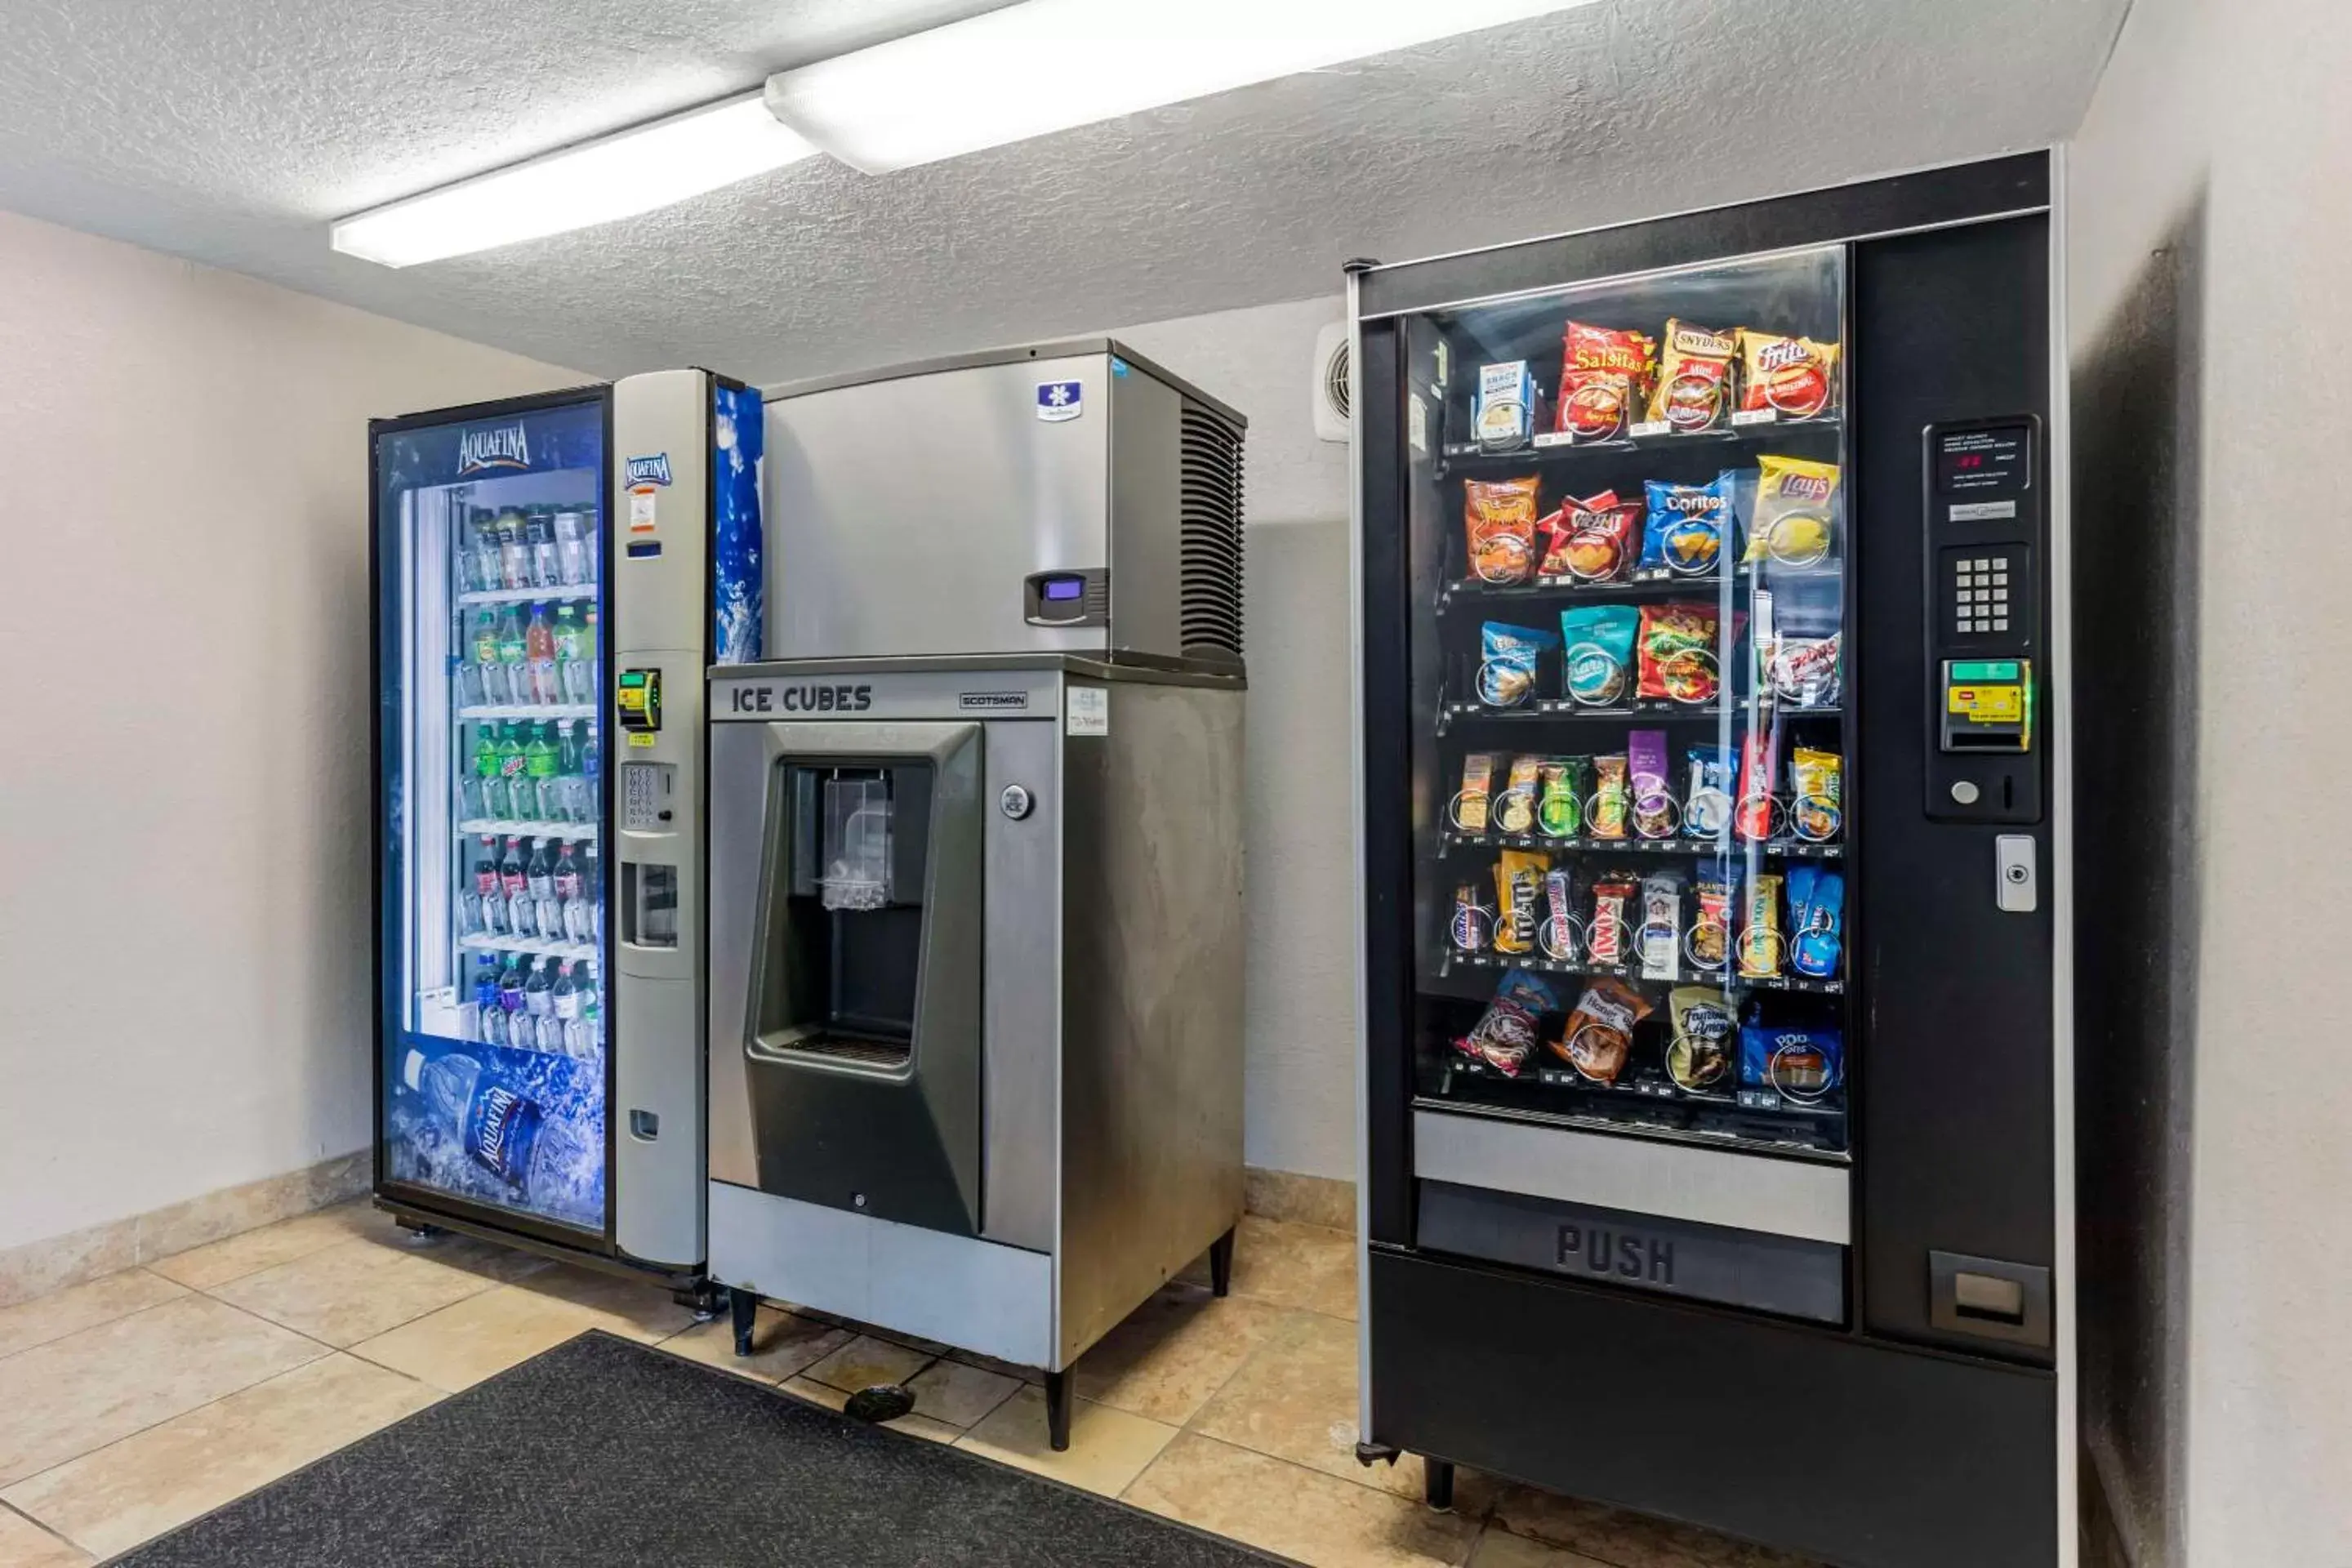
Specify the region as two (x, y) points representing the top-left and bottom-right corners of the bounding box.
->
(777, 1378), (963, 1442)
(955, 1383), (1177, 1496)
(1179, 1214), (1358, 1321)
(1490, 1487), (1825, 1568)
(944, 1346), (1045, 1384)
(1470, 1525), (1615, 1568)
(803, 1334), (934, 1393)
(0, 1506), (90, 1568)
(657, 1308), (851, 1384)
(1072, 1282), (1287, 1425)
(368, 1230), (553, 1286)
(0, 1272), (187, 1362)
(2, 1354), (438, 1559)
(1126, 1432), (1481, 1568)
(206, 1238), (498, 1348)
(347, 1285), (602, 1393)
(904, 1357), (1019, 1427)
(145, 1201), (385, 1291)
(0, 1296), (325, 1486)
(1188, 1310), (1433, 1499)
(506, 1266), (697, 1343)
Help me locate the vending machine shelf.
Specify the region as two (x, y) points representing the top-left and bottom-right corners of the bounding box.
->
(1441, 830), (1842, 860)
(459, 932), (601, 964)
(1437, 947), (1842, 996)
(457, 818), (600, 840)
(457, 584), (600, 607)
(1437, 563), (1842, 613)
(458, 703), (599, 722)
(1437, 410), (1842, 477)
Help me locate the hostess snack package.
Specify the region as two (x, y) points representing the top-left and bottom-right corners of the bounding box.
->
(1735, 731), (1777, 841)
(1541, 867), (1580, 960)
(1558, 604), (1639, 706)
(1478, 621), (1557, 706)
(1788, 866), (1846, 979)
(1688, 868), (1735, 972)
(1683, 745), (1735, 837)
(1628, 729), (1675, 839)
(1760, 590), (1842, 709)
(1587, 872), (1638, 964)
(1638, 867), (1684, 981)
(1473, 362), (1537, 452)
(1450, 882), (1496, 953)
(1495, 755), (1544, 834)
(1553, 978), (1654, 1083)
(1646, 319), (1736, 433)
(1537, 757), (1588, 838)
(1740, 1022), (1843, 1100)
(1458, 969), (1557, 1077)
(1556, 322), (1656, 440)
(1738, 871), (1784, 979)
(1538, 492), (1643, 581)
(1790, 746), (1843, 842)
(1637, 602), (1723, 703)
(1494, 850), (1548, 956)
(1464, 476), (1541, 584)
(1666, 986), (1736, 1090)
(1735, 329), (1840, 421)
(1589, 755), (1630, 840)
(1454, 753), (1498, 832)
(1744, 455), (1841, 566)
(1638, 475), (1735, 575)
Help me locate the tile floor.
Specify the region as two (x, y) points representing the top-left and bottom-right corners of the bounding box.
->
(0, 1205), (1821, 1568)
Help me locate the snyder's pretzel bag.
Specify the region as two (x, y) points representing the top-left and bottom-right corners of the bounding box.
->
(1647, 319), (1736, 433)
(1553, 978), (1654, 1084)
(1555, 322), (1656, 440)
(1743, 455), (1842, 565)
(1735, 329), (1841, 421)
(1458, 969), (1557, 1077)
(1464, 476), (1540, 584)
(1538, 492), (1642, 581)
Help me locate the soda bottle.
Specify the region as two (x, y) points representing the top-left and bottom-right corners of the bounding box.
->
(551, 721), (581, 822)
(554, 840), (585, 941)
(501, 835), (531, 938)
(581, 996), (603, 1056)
(470, 510), (501, 595)
(495, 724), (528, 820)
(473, 840), (504, 935)
(496, 509), (529, 590)
(523, 957), (555, 1045)
(529, 837), (563, 943)
(553, 962), (586, 1058)
(468, 607), (504, 706)
(400, 1048), (590, 1200)
(522, 724), (556, 822)
(579, 605), (600, 704)
(552, 605), (587, 706)
(581, 842), (604, 945)
(555, 511), (589, 587)
(495, 605), (528, 708)
(467, 728), (498, 820)
(497, 953), (528, 1019)
(523, 603), (557, 706)
(528, 511), (559, 590)
(472, 955), (505, 1045)
(580, 730), (601, 826)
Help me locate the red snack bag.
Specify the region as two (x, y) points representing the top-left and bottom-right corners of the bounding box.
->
(1464, 476), (1541, 585)
(1735, 730), (1777, 841)
(1635, 602), (1722, 702)
(1538, 493), (1643, 581)
(1555, 322), (1656, 440)
(1646, 319), (1736, 433)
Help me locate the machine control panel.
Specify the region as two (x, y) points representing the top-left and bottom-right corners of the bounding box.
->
(1022, 568), (1108, 629)
(616, 666), (662, 743)
(1923, 417), (2042, 823)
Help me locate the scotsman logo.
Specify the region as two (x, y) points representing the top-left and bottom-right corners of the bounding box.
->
(456, 423), (530, 476)
(959, 692), (1031, 711)
(625, 453), (673, 487)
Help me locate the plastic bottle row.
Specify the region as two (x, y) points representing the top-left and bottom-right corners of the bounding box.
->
(466, 835), (600, 945)
(467, 951), (602, 1060)
(460, 600), (599, 707)
(462, 506), (595, 595)
(466, 724), (599, 825)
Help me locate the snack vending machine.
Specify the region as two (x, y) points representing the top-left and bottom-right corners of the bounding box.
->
(372, 371), (764, 1289)
(1349, 153), (2071, 1568)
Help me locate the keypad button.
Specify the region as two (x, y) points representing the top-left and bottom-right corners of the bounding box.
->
(1993, 570), (2009, 584)
(1991, 616), (2009, 630)
(1993, 587), (2009, 602)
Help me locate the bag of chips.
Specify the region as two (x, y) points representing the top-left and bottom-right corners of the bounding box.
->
(1494, 755), (1544, 835)
(1628, 728), (1675, 839)
(1587, 872), (1638, 964)
(1743, 455), (1841, 566)
(1740, 1022), (1843, 1100)
(1552, 978), (1654, 1084)
(1458, 969), (1557, 1077)
(1558, 604), (1639, 706)
(1556, 322), (1655, 440)
(1638, 868), (1684, 981)
(1738, 872), (1784, 979)
(1477, 621), (1556, 707)
(1688, 869), (1734, 972)
(1541, 867), (1580, 960)
(1450, 882), (1495, 953)
(1537, 492), (1642, 581)
(1788, 866), (1846, 979)
(1735, 329), (1840, 421)
(1589, 755), (1630, 840)
(1464, 476), (1540, 584)
(1494, 850), (1548, 956)
(1646, 319), (1736, 433)
(1638, 475), (1734, 575)
(1790, 746), (1843, 842)
(1637, 602), (1722, 703)
(1537, 757), (1588, 838)
(1683, 745), (1735, 837)
(1454, 753), (1497, 832)
(1666, 986), (1736, 1090)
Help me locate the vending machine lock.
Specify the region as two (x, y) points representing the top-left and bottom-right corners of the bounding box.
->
(616, 667), (662, 742)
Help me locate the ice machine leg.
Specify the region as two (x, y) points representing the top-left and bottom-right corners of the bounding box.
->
(1209, 1226), (1236, 1298)
(1424, 1459), (1456, 1512)
(729, 1287), (759, 1356)
(1045, 1370), (1073, 1452)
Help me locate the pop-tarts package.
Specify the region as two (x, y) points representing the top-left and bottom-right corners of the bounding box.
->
(1639, 474), (1735, 574)
(1740, 1022), (1843, 1099)
(1472, 362), (1538, 452)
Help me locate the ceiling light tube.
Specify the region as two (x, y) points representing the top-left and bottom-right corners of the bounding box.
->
(332, 91), (818, 268)
(764, 0), (1596, 176)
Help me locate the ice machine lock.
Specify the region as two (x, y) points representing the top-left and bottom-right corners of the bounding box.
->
(1928, 1250), (2051, 1348)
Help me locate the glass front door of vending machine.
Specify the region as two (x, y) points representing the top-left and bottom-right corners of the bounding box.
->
(374, 391), (612, 1242)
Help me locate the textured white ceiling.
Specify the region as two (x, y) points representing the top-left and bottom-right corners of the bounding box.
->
(0, 0), (2124, 383)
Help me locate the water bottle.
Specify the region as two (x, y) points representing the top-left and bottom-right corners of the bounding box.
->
(528, 511), (559, 590)
(554, 841), (586, 942)
(469, 511), (502, 595)
(523, 958), (555, 1048)
(400, 1048), (589, 1199)
(471, 956), (504, 1045)
(581, 732), (600, 826)
(552, 962), (583, 1056)
(555, 511), (588, 587)
(497, 510), (529, 590)
(553, 606), (588, 706)
(582, 843), (603, 946)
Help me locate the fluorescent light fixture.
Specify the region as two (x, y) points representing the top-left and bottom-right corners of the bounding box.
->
(764, 0), (1595, 175)
(332, 91), (817, 268)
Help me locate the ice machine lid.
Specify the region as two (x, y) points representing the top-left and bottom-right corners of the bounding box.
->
(757, 337), (1246, 430)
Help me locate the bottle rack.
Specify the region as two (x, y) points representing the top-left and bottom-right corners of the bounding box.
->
(1437, 946), (1842, 996)
(459, 932), (601, 964)
(457, 819), (599, 840)
(1441, 828), (1840, 859)
(459, 703), (599, 723)
(457, 583), (600, 607)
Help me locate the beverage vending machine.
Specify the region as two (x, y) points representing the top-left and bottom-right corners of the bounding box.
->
(1348, 153), (2073, 1567)
(371, 370), (764, 1290)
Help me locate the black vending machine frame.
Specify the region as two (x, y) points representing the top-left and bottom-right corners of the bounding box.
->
(1350, 153), (2069, 1568)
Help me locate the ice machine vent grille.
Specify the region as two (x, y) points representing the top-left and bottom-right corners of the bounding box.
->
(1178, 403), (1245, 662)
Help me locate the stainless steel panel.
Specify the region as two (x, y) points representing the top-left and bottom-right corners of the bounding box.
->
(982, 719), (1059, 1252)
(713, 667), (1062, 724)
(709, 1180), (1052, 1367)
(611, 368), (710, 1268)
(763, 354), (1111, 661)
(1412, 1110), (1852, 1246)
(1107, 366), (1181, 662)
(706, 719), (768, 1190)
(762, 336), (1246, 430)
(1056, 679), (1246, 1365)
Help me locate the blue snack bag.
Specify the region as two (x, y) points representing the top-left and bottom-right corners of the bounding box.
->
(1477, 621), (1557, 707)
(1739, 1022), (1843, 1100)
(1789, 868), (1845, 978)
(1639, 474), (1734, 574)
(1557, 604), (1639, 706)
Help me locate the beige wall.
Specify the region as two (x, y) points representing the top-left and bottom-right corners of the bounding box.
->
(0, 209), (582, 1251)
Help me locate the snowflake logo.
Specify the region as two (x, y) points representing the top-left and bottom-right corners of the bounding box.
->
(1047, 385), (1071, 406)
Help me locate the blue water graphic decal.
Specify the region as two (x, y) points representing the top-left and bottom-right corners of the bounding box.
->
(712, 382), (765, 665)
(385, 1035), (606, 1232)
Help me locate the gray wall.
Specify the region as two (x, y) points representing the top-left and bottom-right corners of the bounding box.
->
(1112, 298), (1355, 1182)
